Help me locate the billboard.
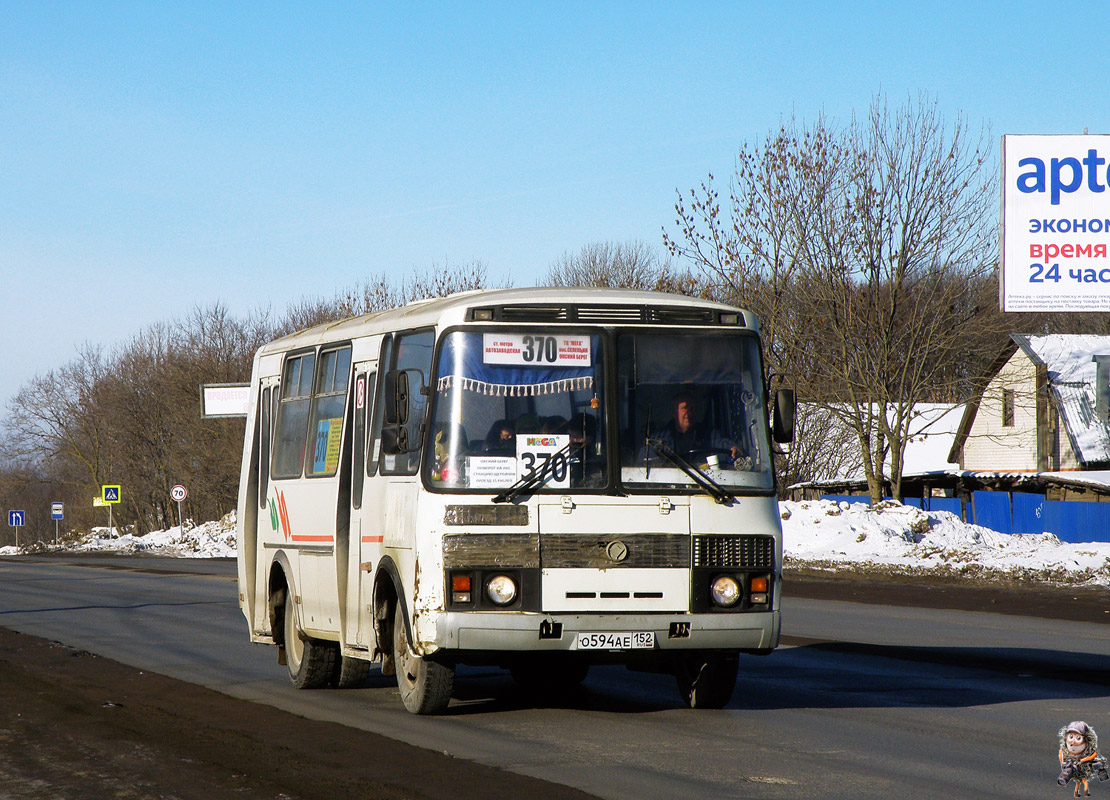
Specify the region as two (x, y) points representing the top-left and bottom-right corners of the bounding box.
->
(200, 383), (250, 418)
(1001, 134), (1110, 311)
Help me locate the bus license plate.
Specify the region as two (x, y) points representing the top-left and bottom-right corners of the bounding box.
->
(576, 632), (655, 650)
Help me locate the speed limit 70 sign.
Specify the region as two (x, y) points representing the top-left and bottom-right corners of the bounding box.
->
(170, 485), (187, 502)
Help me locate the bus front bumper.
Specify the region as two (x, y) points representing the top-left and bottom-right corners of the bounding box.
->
(432, 609), (780, 653)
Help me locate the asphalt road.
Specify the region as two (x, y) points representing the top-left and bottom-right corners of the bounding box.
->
(0, 553), (1106, 799)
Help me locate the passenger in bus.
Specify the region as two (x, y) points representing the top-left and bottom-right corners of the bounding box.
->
(483, 419), (516, 455)
(515, 413), (541, 435)
(541, 415), (567, 435)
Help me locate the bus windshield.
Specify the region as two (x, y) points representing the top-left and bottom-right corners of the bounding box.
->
(425, 328), (774, 494)
(616, 332), (774, 493)
(426, 330), (607, 491)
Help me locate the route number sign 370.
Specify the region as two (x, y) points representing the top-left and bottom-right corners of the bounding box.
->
(516, 435), (570, 489)
(482, 333), (591, 366)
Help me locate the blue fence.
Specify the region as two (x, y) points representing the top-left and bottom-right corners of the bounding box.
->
(927, 497), (964, 516)
(1011, 492), (1044, 535)
(818, 491), (1110, 543)
(1041, 500), (1110, 544)
(971, 491), (1011, 533)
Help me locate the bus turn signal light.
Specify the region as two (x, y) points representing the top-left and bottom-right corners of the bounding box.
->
(452, 574), (472, 604)
(749, 574), (769, 605)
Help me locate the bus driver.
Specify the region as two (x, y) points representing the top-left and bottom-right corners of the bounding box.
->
(652, 393), (749, 469)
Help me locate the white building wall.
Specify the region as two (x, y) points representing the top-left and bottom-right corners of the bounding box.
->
(1056, 404), (1084, 470)
(962, 351), (1041, 471)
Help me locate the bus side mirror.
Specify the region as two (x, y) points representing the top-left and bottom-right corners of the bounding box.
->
(383, 369), (428, 455)
(772, 388), (795, 443)
(384, 370), (409, 426)
(381, 424), (409, 454)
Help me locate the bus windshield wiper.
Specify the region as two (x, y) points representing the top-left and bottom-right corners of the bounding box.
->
(644, 438), (735, 505)
(492, 441), (575, 504)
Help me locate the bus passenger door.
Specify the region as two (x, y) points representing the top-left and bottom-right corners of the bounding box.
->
(347, 366), (378, 648)
(254, 376), (280, 635)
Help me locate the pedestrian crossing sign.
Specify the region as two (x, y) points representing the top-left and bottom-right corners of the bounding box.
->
(102, 485), (121, 504)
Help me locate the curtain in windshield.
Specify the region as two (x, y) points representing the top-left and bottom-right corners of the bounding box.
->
(426, 331), (606, 491)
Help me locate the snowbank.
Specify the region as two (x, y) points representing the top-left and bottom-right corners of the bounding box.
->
(781, 499), (1110, 585)
(48, 513), (237, 559)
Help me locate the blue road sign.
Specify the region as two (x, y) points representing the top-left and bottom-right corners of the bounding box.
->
(51, 502), (64, 520)
(8, 510), (25, 526)
(102, 485), (121, 503)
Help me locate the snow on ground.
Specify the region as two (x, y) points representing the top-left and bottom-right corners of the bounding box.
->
(781, 499), (1110, 586)
(73, 516), (238, 558)
(0, 513), (238, 559)
(3, 501), (1109, 586)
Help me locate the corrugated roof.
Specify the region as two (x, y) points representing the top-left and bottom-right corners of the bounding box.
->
(1012, 334), (1110, 466)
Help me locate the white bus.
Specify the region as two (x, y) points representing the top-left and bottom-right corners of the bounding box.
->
(236, 287), (794, 714)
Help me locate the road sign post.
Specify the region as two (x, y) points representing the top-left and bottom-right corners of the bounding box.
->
(170, 485), (187, 529)
(8, 510), (25, 548)
(101, 485), (121, 537)
(51, 502), (63, 545)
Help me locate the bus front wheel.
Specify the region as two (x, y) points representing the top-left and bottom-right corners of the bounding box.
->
(392, 604), (454, 714)
(283, 598), (336, 690)
(675, 652), (738, 709)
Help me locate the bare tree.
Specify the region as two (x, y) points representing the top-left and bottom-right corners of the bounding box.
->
(665, 117), (862, 491)
(545, 240), (682, 290)
(5, 344), (114, 490)
(668, 94), (1002, 501)
(2, 303), (274, 537)
(778, 404), (862, 489)
(283, 261), (501, 332)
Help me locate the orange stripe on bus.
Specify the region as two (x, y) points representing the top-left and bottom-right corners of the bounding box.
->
(291, 535), (334, 542)
(362, 535), (384, 543)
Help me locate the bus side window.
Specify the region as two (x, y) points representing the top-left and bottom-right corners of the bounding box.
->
(258, 387), (271, 508)
(381, 329), (435, 476)
(305, 345), (352, 478)
(272, 351), (316, 479)
(351, 372), (374, 508)
(369, 338), (392, 477)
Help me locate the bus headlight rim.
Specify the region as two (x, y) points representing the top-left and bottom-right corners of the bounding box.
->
(709, 575), (742, 608)
(485, 574), (518, 605)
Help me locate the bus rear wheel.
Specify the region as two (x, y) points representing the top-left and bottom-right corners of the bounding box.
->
(392, 604), (453, 714)
(675, 652), (738, 709)
(283, 598), (336, 690)
(333, 655), (371, 688)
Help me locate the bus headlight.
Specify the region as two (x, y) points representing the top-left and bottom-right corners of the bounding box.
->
(485, 575), (518, 605)
(709, 575), (741, 608)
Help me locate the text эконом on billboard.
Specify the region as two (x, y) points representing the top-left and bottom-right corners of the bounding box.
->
(1002, 134), (1110, 312)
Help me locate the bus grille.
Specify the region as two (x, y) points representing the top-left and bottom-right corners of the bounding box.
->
(498, 305), (570, 322)
(443, 533), (540, 568)
(540, 534), (689, 568)
(574, 305), (644, 323)
(486, 304), (733, 326)
(646, 307), (716, 325)
(693, 535), (774, 568)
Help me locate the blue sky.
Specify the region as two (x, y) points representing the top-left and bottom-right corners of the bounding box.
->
(2, 2), (1109, 406)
